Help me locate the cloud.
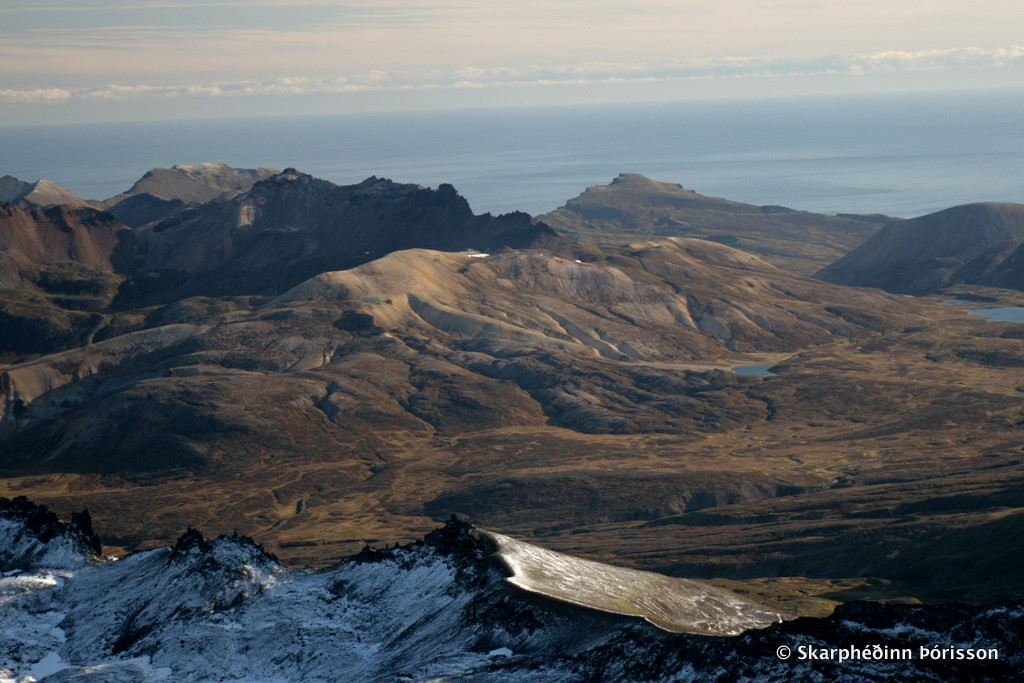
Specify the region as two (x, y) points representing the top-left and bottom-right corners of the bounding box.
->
(0, 87), (71, 102)
(858, 46), (1024, 71)
(2, 45), (1022, 105)
(0, 1), (371, 11)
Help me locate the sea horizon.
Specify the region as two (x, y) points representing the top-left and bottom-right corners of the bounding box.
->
(3, 88), (1023, 220)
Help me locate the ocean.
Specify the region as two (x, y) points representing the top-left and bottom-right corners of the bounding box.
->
(2, 89), (1023, 219)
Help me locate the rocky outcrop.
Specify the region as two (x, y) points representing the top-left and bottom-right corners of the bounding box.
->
(816, 202), (1024, 294)
(0, 495), (101, 568)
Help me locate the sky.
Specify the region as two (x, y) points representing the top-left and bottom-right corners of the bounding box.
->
(2, 0), (1024, 125)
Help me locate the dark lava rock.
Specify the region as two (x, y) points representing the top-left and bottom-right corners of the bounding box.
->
(0, 495), (102, 557)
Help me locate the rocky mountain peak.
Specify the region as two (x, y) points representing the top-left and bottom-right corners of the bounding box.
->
(0, 175), (86, 209)
(0, 175), (33, 202)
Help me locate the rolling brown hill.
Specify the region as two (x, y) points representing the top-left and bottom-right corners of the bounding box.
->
(1, 240), (915, 465)
(0, 203), (129, 274)
(816, 202), (1024, 294)
(539, 173), (887, 274)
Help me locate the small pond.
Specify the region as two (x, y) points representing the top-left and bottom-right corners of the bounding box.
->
(731, 365), (775, 377)
(969, 307), (1024, 323)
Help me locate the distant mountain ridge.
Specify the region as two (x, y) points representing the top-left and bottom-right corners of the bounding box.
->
(539, 173), (888, 275)
(0, 175), (87, 210)
(816, 202), (1024, 293)
(0, 165), (565, 356)
(116, 162), (280, 203)
(125, 168), (565, 297)
(99, 162), (280, 228)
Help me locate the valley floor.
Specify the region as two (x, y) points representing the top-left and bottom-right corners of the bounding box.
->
(3, 287), (1023, 608)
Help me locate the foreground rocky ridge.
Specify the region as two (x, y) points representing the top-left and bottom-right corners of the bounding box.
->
(1, 499), (1020, 682)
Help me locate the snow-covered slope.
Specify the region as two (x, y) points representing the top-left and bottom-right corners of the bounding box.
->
(1, 499), (1021, 682)
(478, 529), (781, 635)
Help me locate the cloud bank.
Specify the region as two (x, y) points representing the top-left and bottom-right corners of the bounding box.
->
(2, 46), (1022, 104)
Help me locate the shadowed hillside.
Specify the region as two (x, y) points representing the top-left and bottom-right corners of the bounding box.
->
(0, 203), (133, 357)
(816, 202), (1024, 294)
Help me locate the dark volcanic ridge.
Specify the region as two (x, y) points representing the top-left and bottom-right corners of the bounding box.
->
(2, 163), (562, 298)
(127, 168), (566, 297)
(817, 202), (1024, 294)
(1, 497), (1020, 682)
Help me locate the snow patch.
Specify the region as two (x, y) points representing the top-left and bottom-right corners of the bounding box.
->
(477, 529), (782, 636)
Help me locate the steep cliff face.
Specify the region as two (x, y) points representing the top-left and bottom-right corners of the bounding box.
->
(131, 170), (565, 296)
(816, 202), (1024, 294)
